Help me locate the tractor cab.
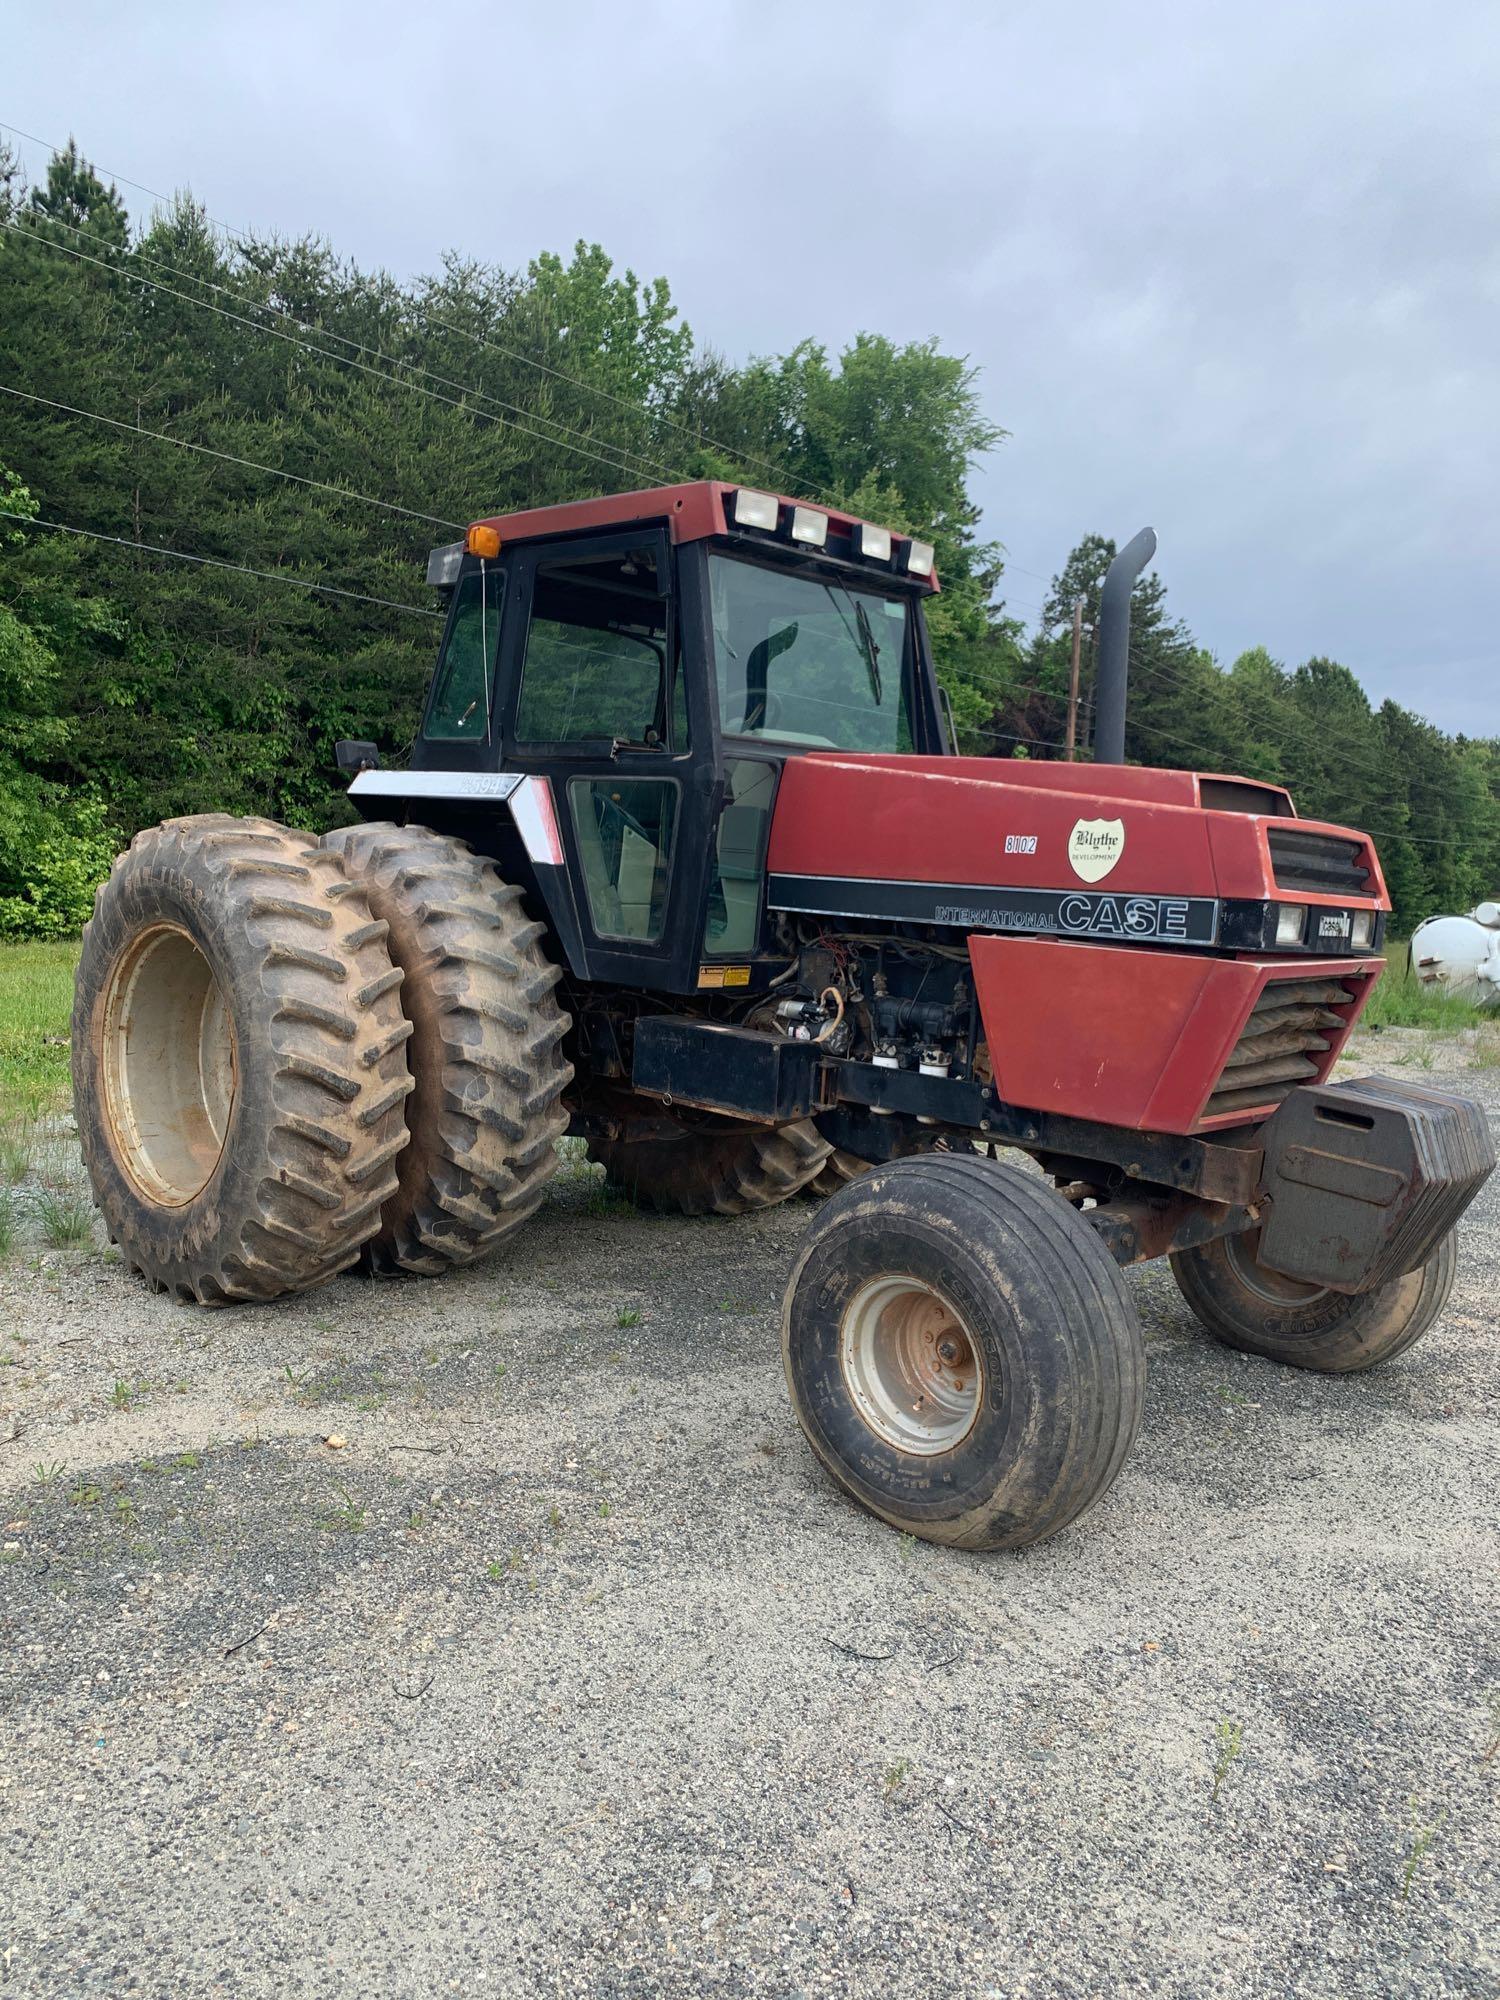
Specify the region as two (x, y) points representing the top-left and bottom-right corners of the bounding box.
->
(400, 482), (948, 992)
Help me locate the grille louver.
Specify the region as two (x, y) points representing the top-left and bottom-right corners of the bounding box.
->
(1202, 976), (1355, 1121)
(1268, 829), (1371, 896)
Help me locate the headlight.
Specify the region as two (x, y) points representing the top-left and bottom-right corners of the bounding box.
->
(732, 488), (779, 530)
(1349, 909), (1375, 950)
(1275, 903), (1307, 946)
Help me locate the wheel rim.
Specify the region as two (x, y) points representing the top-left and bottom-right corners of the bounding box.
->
(1223, 1228), (1326, 1306)
(838, 1275), (983, 1456)
(101, 924), (237, 1206)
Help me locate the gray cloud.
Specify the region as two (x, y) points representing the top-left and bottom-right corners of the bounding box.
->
(8, 0), (1498, 730)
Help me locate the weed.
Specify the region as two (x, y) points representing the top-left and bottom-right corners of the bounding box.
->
(485, 1558), (504, 1582)
(111, 1379), (134, 1410)
(0, 1190), (15, 1259)
(1401, 1799), (1446, 1901)
(283, 1363), (311, 1392)
(597, 1499), (613, 1520)
(898, 1532), (917, 1565)
(494, 1361), (507, 1381)
(114, 1494), (135, 1525)
(614, 1306), (641, 1329)
(33, 1460), (62, 1490)
(0, 1124), (33, 1184)
(1211, 1718), (1244, 1801)
(1216, 1385), (1250, 1408)
(322, 1482), (367, 1533)
(717, 1295), (751, 1314)
(172, 1450), (201, 1472)
(547, 1503), (564, 1530)
(68, 1482), (103, 1508)
(1, 1546), (20, 1565)
(36, 1190), (95, 1250)
(882, 1758), (911, 1798)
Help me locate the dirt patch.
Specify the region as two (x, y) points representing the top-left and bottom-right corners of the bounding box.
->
(1, 1071), (1497, 1998)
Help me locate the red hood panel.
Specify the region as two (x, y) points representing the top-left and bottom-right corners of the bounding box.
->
(765, 753), (1386, 907)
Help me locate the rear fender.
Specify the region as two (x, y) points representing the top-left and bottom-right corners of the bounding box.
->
(344, 770), (588, 974)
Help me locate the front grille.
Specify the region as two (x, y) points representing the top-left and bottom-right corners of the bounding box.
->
(1268, 828), (1371, 896)
(1202, 976), (1355, 1122)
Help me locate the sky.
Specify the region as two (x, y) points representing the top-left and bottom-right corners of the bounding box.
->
(6, 1), (1498, 733)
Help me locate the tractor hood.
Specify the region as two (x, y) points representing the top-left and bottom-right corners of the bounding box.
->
(763, 752), (1388, 949)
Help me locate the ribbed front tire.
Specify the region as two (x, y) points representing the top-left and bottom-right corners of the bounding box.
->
(782, 1153), (1145, 1549)
(1170, 1227), (1458, 1372)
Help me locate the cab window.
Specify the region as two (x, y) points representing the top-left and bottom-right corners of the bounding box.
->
(708, 554), (914, 751)
(424, 567), (503, 741)
(516, 545), (681, 748)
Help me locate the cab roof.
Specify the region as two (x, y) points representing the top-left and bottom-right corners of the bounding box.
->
(470, 480), (940, 590)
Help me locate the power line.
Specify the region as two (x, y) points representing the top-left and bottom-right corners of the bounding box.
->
(0, 215), (686, 495)
(0, 119), (831, 506)
(0, 382), (466, 531)
(0, 508), (442, 619)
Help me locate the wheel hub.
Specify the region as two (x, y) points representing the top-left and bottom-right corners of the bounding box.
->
(838, 1276), (983, 1456)
(101, 924), (237, 1206)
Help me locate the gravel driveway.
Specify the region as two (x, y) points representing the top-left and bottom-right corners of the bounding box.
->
(2, 1049), (1496, 1999)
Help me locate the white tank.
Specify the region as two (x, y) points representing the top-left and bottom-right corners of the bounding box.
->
(1409, 910), (1500, 1005)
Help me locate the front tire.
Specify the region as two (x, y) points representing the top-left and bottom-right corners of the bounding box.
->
(1169, 1227), (1457, 1372)
(782, 1153), (1145, 1550)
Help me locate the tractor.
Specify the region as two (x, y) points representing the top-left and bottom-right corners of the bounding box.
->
(71, 481), (1494, 1550)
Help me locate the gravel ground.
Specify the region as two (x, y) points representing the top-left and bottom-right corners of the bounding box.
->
(1, 1040), (1496, 2000)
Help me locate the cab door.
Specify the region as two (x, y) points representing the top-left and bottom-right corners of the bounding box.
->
(499, 527), (719, 990)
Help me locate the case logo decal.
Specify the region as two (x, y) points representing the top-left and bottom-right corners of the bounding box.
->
(1068, 817), (1125, 883)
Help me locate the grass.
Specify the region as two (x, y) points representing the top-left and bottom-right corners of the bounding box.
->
(1211, 1717), (1244, 1801)
(0, 1189), (14, 1260)
(1361, 946), (1491, 1034)
(1401, 1799), (1446, 1901)
(36, 1188), (95, 1249)
(0, 940), (78, 1125)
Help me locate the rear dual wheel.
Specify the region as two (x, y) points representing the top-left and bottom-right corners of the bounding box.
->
(782, 1153), (1146, 1550)
(588, 1116), (830, 1216)
(73, 816), (415, 1304)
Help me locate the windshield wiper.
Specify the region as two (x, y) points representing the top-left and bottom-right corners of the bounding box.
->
(854, 600), (883, 705)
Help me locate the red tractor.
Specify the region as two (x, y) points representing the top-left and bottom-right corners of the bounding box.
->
(72, 481), (1494, 1550)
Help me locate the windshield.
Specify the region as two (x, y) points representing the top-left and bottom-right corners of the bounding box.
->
(709, 554), (916, 751)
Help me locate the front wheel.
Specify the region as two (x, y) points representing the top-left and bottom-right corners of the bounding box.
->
(1169, 1227), (1457, 1373)
(781, 1154), (1145, 1550)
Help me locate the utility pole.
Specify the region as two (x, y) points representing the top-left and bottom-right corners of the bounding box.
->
(1065, 597), (1084, 760)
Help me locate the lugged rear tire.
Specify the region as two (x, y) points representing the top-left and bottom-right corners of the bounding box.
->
(321, 822), (572, 1275)
(782, 1153), (1146, 1549)
(72, 815), (415, 1305)
(588, 1116), (831, 1216)
(1169, 1227), (1458, 1372)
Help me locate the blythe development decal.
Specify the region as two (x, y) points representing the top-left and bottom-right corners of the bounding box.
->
(1067, 817), (1126, 883)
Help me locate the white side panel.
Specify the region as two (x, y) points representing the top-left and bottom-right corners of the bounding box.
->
(347, 770), (524, 802)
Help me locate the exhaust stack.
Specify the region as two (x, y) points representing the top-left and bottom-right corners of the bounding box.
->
(1092, 526), (1157, 765)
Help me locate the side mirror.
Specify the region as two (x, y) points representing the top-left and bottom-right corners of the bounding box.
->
(335, 740), (381, 777)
